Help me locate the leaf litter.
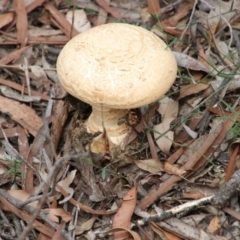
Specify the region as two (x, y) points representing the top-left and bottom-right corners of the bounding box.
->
(1, 0), (240, 239)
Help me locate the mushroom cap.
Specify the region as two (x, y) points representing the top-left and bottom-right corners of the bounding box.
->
(57, 23), (177, 109)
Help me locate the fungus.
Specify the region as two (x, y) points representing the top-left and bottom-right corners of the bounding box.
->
(57, 23), (177, 153)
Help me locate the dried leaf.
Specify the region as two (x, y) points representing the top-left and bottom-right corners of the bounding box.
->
(135, 159), (163, 173)
(178, 83), (210, 100)
(166, 0), (194, 27)
(151, 222), (181, 240)
(154, 97), (178, 154)
(157, 97), (178, 122)
(8, 190), (38, 208)
(214, 40), (238, 68)
(164, 162), (186, 176)
(66, 10), (91, 33)
(14, 0), (28, 46)
(97, 0), (109, 25)
(154, 121), (174, 154)
(58, 184), (117, 215)
(28, 28), (62, 37)
(0, 95), (43, 136)
(182, 191), (206, 199)
(41, 56), (59, 83)
(0, 85), (41, 102)
(182, 123), (198, 139)
(75, 216), (97, 235)
(95, 0), (121, 19)
(177, 135), (209, 165)
(0, 78), (49, 101)
(44, 2), (79, 38)
(147, 0), (160, 15)
(207, 9), (220, 36)
(0, 193), (55, 238)
(207, 216), (221, 233)
(102, 227), (141, 240)
(46, 208), (72, 223)
(173, 51), (210, 73)
(51, 82), (68, 150)
(56, 170), (76, 204)
(0, 12), (14, 29)
(0, 46), (31, 65)
(112, 185), (137, 239)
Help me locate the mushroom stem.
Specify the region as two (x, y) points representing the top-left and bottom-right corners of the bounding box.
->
(86, 105), (131, 152)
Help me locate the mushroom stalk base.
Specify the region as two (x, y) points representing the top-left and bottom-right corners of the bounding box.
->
(86, 106), (131, 153)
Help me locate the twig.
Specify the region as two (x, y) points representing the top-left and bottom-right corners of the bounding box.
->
(211, 167), (240, 207)
(0, 207), (9, 223)
(137, 195), (213, 226)
(23, 57), (31, 99)
(12, 214), (22, 238)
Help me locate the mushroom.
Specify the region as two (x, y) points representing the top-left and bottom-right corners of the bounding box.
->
(57, 23), (177, 153)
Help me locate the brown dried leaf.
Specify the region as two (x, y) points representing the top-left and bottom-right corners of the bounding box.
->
(0, 12), (14, 29)
(0, 127), (18, 138)
(178, 83), (210, 100)
(46, 208), (72, 223)
(151, 222), (181, 240)
(166, 0), (194, 27)
(135, 159), (163, 173)
(8, 190), (38, 208)
(51, 82), (68, 150)
(177, 135), (209, 165)
(96, 0), (121, 19)
(164, 162), (186, 176)
(207, 216), (221, 233)
(0, 96), (43, 136)
(0, 46), (31, 65)
(147, 0), (160, 15)
(182, 191), (206, 199)
(44, 2), (79, 38)
(112, 185), (137, 239)
(17, 125), (29, 189)
(146, 130), (160, 161)
(52, 221), (65, 240)
(14, 0), (28, 46)
(225, 143), (239, 182)
(102, 227), (141, 240)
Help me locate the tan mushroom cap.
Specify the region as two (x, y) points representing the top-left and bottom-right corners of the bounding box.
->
(57, 23), (177, 109)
